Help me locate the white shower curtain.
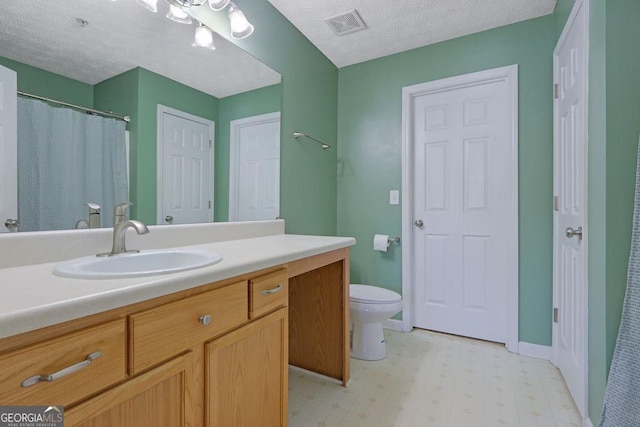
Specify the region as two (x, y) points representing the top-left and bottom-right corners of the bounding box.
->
(17, 98), (128, 231)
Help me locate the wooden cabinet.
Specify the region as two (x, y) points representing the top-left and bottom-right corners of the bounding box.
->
(0, 248), (350, 426)
(206, 307), (288, 427)
(65, 352), (193, 427)
(0, 319), (126, 407)
(249, 269), (288, 319)
(129, 281), (248, 374)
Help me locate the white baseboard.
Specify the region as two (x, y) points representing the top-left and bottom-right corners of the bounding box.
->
(383, 319), (405, 332)
(584, 417), (595, 427)
(518, 341), (552, 360)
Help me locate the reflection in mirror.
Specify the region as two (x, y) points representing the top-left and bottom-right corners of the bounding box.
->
(0, 0), (281, 232)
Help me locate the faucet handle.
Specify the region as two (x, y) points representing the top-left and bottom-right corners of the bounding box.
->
(115, 202), (132, 216)
(86, 202), (101, 213)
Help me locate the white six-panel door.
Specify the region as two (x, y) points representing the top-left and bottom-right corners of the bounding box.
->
(0, 65), (17, 233)
(157, 106), (213, 225)
(403, 66), (518, 347)
(229, 112), (280, 221)
(553, 0), (588, 418)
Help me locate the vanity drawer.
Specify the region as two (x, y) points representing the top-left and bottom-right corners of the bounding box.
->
(0, 319), (126, 406)
(249, 269), (288, 319)
(129, 281), (248, 374)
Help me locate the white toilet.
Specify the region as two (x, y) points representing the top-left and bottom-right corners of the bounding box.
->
(349, 284), (403, 361)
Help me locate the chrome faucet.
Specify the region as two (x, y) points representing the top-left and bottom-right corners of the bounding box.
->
(114, 202), (132, 226)
(107, 220), (149, 255)
(97, 202), (149, 256)
(76, 202), (101, 229)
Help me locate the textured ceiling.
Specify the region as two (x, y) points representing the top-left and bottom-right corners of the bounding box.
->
(267, 0), (557, 68)
(0, 0), (280, 98)
(0, 0), (558, 99)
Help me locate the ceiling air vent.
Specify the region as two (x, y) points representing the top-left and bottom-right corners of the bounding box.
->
(324, 9), (367, 36)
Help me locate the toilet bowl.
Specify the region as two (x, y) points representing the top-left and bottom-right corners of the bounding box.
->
(350, 284), (403, 361)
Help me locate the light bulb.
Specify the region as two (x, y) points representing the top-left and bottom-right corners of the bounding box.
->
(193, 24), (215, 49)
(208, 0), (230, 11)
(135, 0), (158, 13)
(228, 3), (254, 39)
(167, 5), (192, 24)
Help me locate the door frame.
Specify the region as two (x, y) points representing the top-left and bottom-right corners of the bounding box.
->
(551, 0), (589, 418)
(0, 64), (17, 232)
(401, 65), (519, 352)
(156, 104), (215, 225)
(228, 111), (281, 221)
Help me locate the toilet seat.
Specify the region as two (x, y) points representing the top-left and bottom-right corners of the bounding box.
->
(350, 284), (401, 304)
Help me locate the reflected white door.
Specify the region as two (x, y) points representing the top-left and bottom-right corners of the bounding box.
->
(157, 106), (213, 225)
(553, 0), (587, 418)
(229, 112), (280, 221)
(0, 65), (17, 233)
(411, 70), (515, 344)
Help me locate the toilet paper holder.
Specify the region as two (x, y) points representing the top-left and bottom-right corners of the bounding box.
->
(388, 236), (401, 244)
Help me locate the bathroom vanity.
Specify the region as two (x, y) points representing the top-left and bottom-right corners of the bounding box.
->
(0, 222), (355, 426)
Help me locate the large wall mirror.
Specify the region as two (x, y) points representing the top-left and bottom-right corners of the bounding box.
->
(0, 0), (281, 232)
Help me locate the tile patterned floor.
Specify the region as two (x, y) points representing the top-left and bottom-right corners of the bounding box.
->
(288, 329), (582, 427)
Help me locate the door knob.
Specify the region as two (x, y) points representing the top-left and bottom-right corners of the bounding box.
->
(415, 219), (424, 228)
(165, 215), (174, 224)
(565, 226), (583, 240)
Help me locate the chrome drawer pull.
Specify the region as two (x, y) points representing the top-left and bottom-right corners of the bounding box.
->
(199, 314), (212, 326)
(260, 284), (283, 295)
(21, 351), (102, 388)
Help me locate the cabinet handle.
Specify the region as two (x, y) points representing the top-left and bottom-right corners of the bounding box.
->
(260, 284), (283, 295)
(21, 351), (102, 388)
(199, 314), (212, 326)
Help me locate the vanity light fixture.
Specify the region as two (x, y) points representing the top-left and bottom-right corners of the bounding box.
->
(193, 23), (216, 49)
(166, 5), (193, 24)
(293, 132), (331, 150)
(134, 0), (254, 44)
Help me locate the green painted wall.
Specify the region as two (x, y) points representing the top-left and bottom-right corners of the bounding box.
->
(191, 0), (338, 235)
(336, 16), (556, 344)
(604, 0), (640, 370)
(215, 84), (281, 221)
(586, 0), (640, 422)
(554, 0), (574, 35)
(587, 0), (607, 421)
(0, 56), (93, 107)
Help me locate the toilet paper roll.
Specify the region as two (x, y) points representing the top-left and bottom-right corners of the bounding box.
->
(374, 234), (389, 252)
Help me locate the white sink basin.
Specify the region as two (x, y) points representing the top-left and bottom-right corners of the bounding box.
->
(53, 249), (223, 279)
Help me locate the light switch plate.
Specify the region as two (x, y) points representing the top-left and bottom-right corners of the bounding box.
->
(390, 190), (399, 205)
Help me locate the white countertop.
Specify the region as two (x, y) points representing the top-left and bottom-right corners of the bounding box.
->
(0, 234), (355, 340)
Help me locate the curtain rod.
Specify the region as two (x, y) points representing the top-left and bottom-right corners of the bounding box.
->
(17, 90), (131, 123)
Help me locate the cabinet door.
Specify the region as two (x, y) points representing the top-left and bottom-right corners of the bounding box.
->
(206, 308), (288, 427)
(64, 352), (193, 427)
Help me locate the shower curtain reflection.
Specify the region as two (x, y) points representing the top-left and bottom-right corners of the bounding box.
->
(17, 98), (128, 231)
